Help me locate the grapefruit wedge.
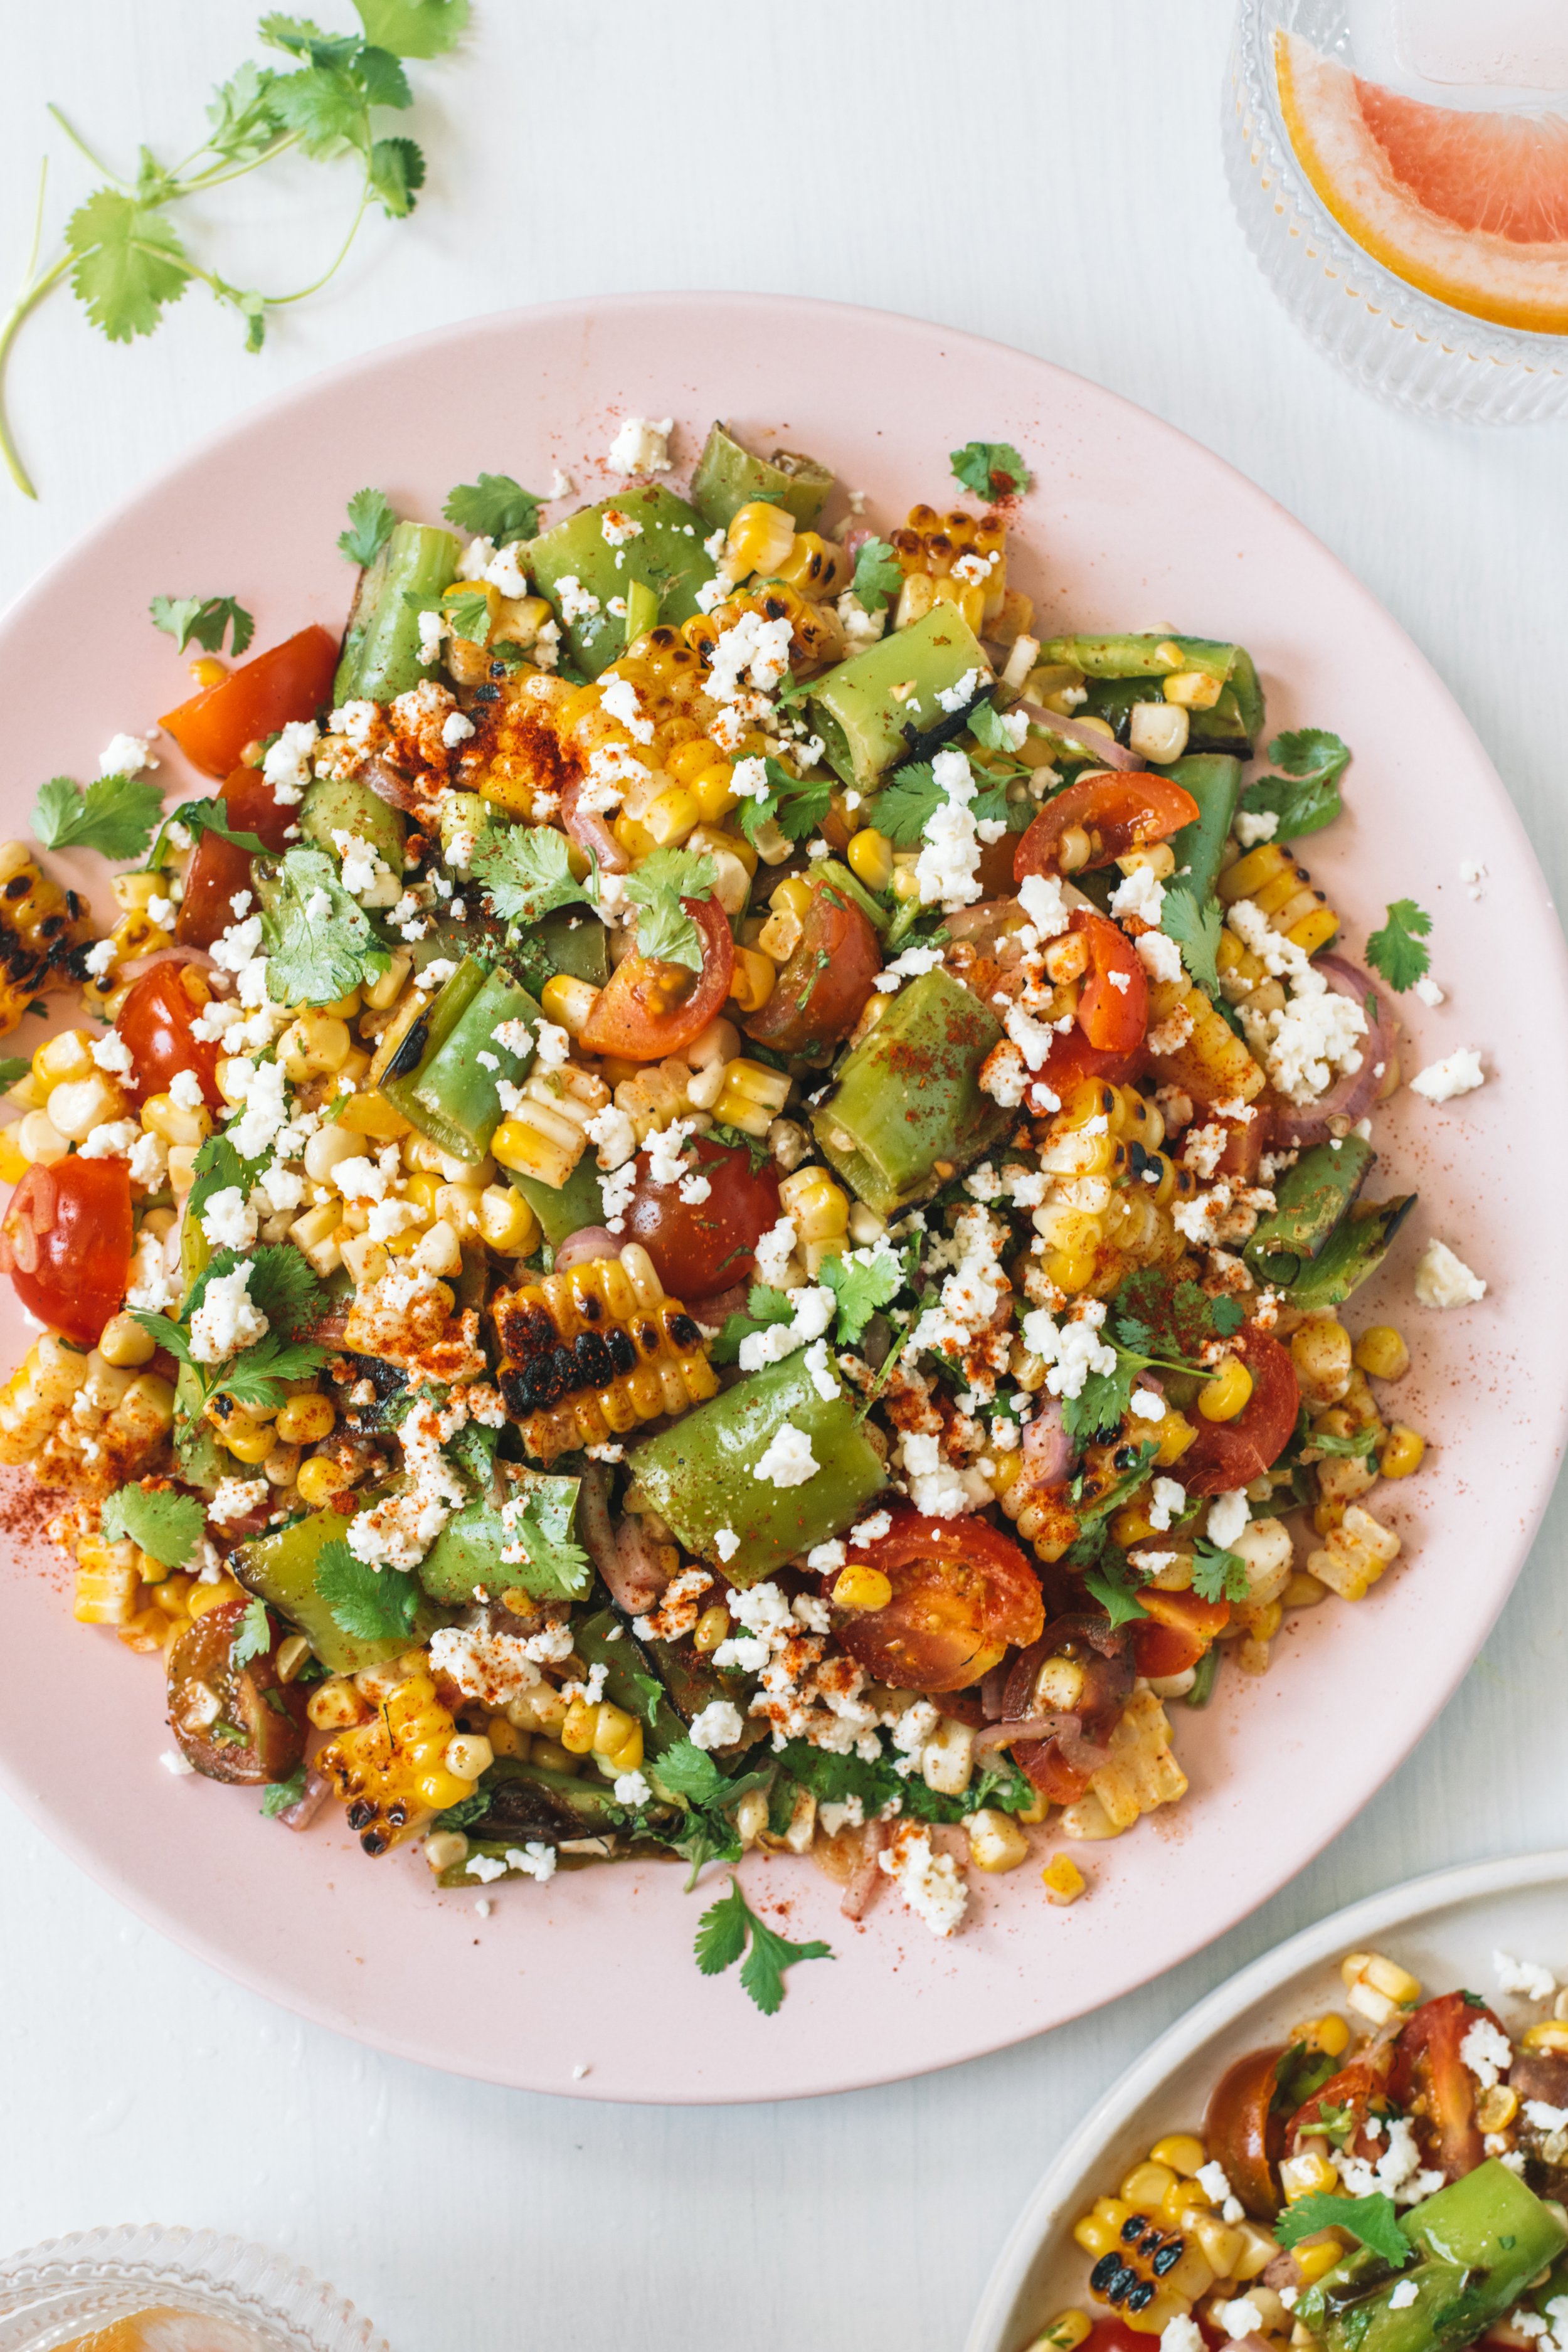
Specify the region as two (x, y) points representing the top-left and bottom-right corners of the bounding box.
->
(1275, 30), (1568, 333)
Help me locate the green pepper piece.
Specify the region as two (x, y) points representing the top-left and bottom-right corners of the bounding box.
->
(1285, 1195), (1416, 1311)
(379, 956), (544, 1164)
(811, 967), (1007, 1217)
(815, 857), (891, 935)
(1298, 2160), (1568, 2352)
(1164, 755), (1244, 902)
(1039, 635), (1263, 750)
(627, 1350), (886, 1585)
(1083, 677), (1256, 758)
(416, 1473), (586, 1608)
(438, 1760), (642, 1869)
(531, 906), (608, 985)
(689, 420), (834, 531)
(622, 577), (660, 643)
(235, 1504), (447, 1675)
(808, 604), (991, 791)
(1244, 1137), (1375, 1286)
(334, 519), (460, 705)
(525, 485), (716, 677)
(299, 768), (406, 882)
(507, 1150), (605, 1247)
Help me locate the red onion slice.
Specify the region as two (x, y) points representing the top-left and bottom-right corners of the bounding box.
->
(562, 776), (629, 874)
(578, 1463), (671, 1616)
(841, 1818), (891, 1920)
(975, 1710), (1078, 1754)
(277, 1765), (331, 1831)
(1021, 1397), (1072, 1488)
(1017, 700), (1145, 771)
(1270, 954), (1394, 1149)
(553, 1227), (620, 1273)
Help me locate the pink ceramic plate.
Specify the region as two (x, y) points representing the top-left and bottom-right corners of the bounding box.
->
(0, 294), (1562, 2104)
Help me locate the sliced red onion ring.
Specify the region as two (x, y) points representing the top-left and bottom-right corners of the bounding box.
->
(974, 1710), (1077, 1754)
(1017, 699), (1145, 771)
(277, 1765), (332, 1832)
(562, 775), (629, 874)
(1021, 1397), (1072, 1488)
(553, 1227), (620, 1273)
(979, 1661), (1012, 1722)
(578, 1463), (671, 1616)
(841, 1818), (891, 1920)
(363, 751), (432, 816)
(1270, 954), (1394, 1149)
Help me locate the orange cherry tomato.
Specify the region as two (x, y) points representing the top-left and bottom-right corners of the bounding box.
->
(176, 761), (299, 951)
(1014, 771), (1200, 881)
(827, 1508), (1044, 1693)
(1131, 1586), (1231, 1678)
(743, 882), (881, 1055)
(114, 963), (225, 1110)
(0, 1159), (134, 1347)
(1204, 2046), (1288, 2219)
(1073, 908), (1147, 1054)
(166, 1599), (307, 1785)
(161, 624), (339, 780)
(1390, 1991), (1502, 2180)
(621, 1135), (781, 1302)
(1179, 1326), (1300, 1497)
(580, 898), (736, 1062)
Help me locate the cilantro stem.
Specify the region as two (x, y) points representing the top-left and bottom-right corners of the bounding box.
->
(43, 105), (125, 186)
(0, 161), (70, 501)
(177, 135), (302, 197)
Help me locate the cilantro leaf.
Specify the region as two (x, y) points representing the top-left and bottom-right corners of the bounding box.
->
(32, 773), (166, 860)
(314, 1538), (420, 1640)
(129, 1310), (198, 1372)
(470, 820), (594, 925)
(692, 1873), (832, 2016)
(65, 189), (191, 341)
(339, 486), (396, 567)
(150, 797), (269, 869)
(1276, 2192), (1410, 2269)
(950, 440), (1030, 502)
(261, 1767), (308, 1818)
(850, 537), (903, 615)
(258, 16), (363, 66)
(368, 135), (425, 216)
(101, 1482), (205, 1569)
(1239, 729), (1352, 842)
(353, 45), (413, 107)
(625, 846), (717, 970)
(657, 1739), (738, 1809)
(442, 474), (543, 542)
(820, 1246), (901, 1345)
(259, 846), (391, 1004)
(1161, 885), (1224, 997)
(267, 55), (374, 159)
(1210, 1295), (1245, 1337)
(205, 61), (287, 166)
(499, 1489), (591, 1602)
(867, 761), (940, 849)
(1080, 1559), (1150, 1626)
(966, 699), (1020, 756)
(1191, 1538), (1251, 1604)
(432, 1787), (492, 1832)
(709, 1282), (795, 1365)
(231, 1595), (273, 1667)
(443, 586), (490, 645)
(218, 1334), (332, 1413)
(1061, 1354), (1140, 1448)
(1308, 1421), (1379, 1459)
(236, 1243), (329, 1338)
(705, 1122), (773, 1175)
(0, 1058), (31, 1092)
(149, 594), (255, 657)
(353, 0), (470, 58)
(1365, 898), (1432, 993)
(733, 759), (833, 850)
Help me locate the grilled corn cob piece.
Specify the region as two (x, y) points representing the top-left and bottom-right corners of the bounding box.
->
(1063, 1690), (1187, 1840)
(0, 840), (95, 1029)
(492, 1241), (718, 1461)
(888, 504), (1029, 642)
(681, 580), (842, 672)
(0, 1335), (174, 1490)
(1143, 978), (1267, 1108)
(1218, 841), (1340, 957)
(722, 501), (849, 601)
(317, 1663), (467, 1854)
(1072, 2188), (1216, 2334)
(490, 1064), (609, 1190)
(1306, 1500), (1401, 1601)
(1030, 1080), (1194, 1298)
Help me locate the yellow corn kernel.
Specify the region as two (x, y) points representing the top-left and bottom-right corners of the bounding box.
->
(727, 946), (776, 1015)
(1149, 2136), (1208, 2179)
(97, 1311), (156, 1369)
(275, 1392), (336, 1445)
(968, 1809), (1030, 1872)
(0, 1126), (27, 1184)
(479, 1182), (540, 1254)
(639, 785), (702, 848)
(1520, 2021), (1568, 2054)
(693, 1604), (730, 1653)
(1340, 1948), (1421, 2023)
(1198, 1354), (1253, 1422)
(1380, 1424), (1424, 1478)
(307, 1675), (368, 1731)
(711, 1056), (790, 1136)
(186, 1575), (244, 1620)
(1290, 2236), (1350, 2286)
(297, 1455), (349, 1507)
(1072, 2202), (1129, 2259)
(539, 973), (601, 1037)
(222, 1418), (277, 1465)
(1308, 1502), (1400, 1602)
(778, 1165), (849, 1242)
(140, 1091), (213, 1147)
(278, 1013), (352, 1079)
(847, 828), (894, 893)
(1029, 2314), (1092, 2352)
(1355, 1324), (1411, 1381)
(833, 1565), (893, 1612)
(1042, 1853), (1087, 1905)
(33, 1028), (97, 1087)
(1162, 669), (1223, 709)
(691, 764), (740, 822)
(443, 1732), (493, 1783)
(1121, 2161), (1178, 2208)
(725, 500), (796, 577)
(1280, 2150), (1340, 2202)
(73, 1554), (140, 1626)
(561, 1695), (598, 1754)
(1288, 2011), (1352, 2058)
(17, 1109), (68, 1165)
(1155, 1411), (1198, 1467)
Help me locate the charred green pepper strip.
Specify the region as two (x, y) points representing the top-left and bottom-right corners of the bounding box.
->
(508, 1152), (604, 1249)
(299, 768), (405, 882)
(689, 420), (834, 531)
(524, 485), (716, 677)
(812, 967), (1007, 1217)
(334, 519), (460, 704)
(379, 955), (544, 1164)
(1244, 1137), (1375, 1286)
(531, 907), (608, 985)
(437, 1760), (648, 1870)
(628, 1350), (886, 1586)
(1298, 2160), (1567, 2352)
(1040, 633), (1264, 750)
(416, 1473), (585, 1608)
(236, 1504), (446, 1676)
(1286, 1195), (1416, 1311)
(1163, 755), (1243, 903)
(808, 604), (991, 790)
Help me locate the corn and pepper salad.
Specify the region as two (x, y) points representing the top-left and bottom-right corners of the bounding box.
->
(0, 416), (1467, 1991)
(1032, 1944), (1568, 2352)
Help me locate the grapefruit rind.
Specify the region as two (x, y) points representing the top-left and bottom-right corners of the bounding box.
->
(1274, 30), (1568, 336)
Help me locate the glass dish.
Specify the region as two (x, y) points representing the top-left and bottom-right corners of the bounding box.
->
(0, 2227), (386, 2352)
(1224, 0), (1568, 421)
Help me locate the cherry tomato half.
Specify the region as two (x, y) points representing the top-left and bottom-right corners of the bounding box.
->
(1389, 1991), (1500, 2181)
(0, 1158), (134, 1347)
(1002, 1615), (1135, 1799)
(1204, 2046), (1288, 2219)
(580, 898), (736, 1062)
(114, 963), (225, 1110)
(166, 1599), (307, 1785)
(176, 761), (300, 951)
(828, 1509), (1044, 1693)
(743, 882), (881, 1056)
(1287, 2038), (1396, 2158)
(620, 1135), (781, 1302)
(1131, 1586), (1231, 1679)
(1073, 908), (1148, 1054)
(160, 624), (339, 780)
(1032, 1021), (1147, 1104)
(1014, 771), (1200, 882)
(1178, 1326), (1300, 1498)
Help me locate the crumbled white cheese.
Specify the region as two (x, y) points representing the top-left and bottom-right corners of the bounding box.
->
(1148, 1476), (1187, 1532)
(689, 1698), (744, 1751)
(1206, 1488), (1250, 1549)
(428, 1622), (544, 1707)
(1017, 869), (1071, 939)
(935, 667), (983, 715)
(914, 746), (983, 909)
(168, 1069), (205, 1112)
(752, 1421), (819, 1488)
(713, 1526), (741, 1564)
(898, 1429), (971, 1518)
(1414, 975), (1446, 1008)
(1495, 1950), (1557, 2001)
(607, 415), (672, 474)
(1214, 2301), (1263, 2341)
(90, 1030), (135, 1080)
(1409, 1047), (1485, 1104)
(1460, 2016), (1515, 2089)
(101, 731), (159, 777)
(262, 718), (318, 805)
(200, 1185), (257, 1252)
(189, 1263), (268, 1365)
(207, 1476), (268, 1527)
(1110, 865), (1165, 928)
(1414, 1236), (1486, 1309)
(879, 1821), (967, 1938)
(1234, 810), (1278, 849)
(872, 943), (946, 994)
(77, 1120), (139, 1161)
(1019, 1298), (1118, 1402)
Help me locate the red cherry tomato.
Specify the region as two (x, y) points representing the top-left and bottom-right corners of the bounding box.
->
(1131, 1586), (1231, 1678)
(620, 1135), (782, 1302)
(1390, 1991), (1502, 2180)
(1287, 2038), (1396, 2159)
(1204, 2046), (1288, 2218)
(1001, 1616), (1135, 1799)
(743, 881), (881, 1055)
(1179, 1327), (1300, 1497)
(0, 1159), (134, 1347)
(1014, 772), (1200, 881)
(161, 625), (340, 780)
(1033, 1021), (1147, 1101)
(1073, 908), (1148, 1053)
(114, 963), (225, 1110)
(580, 898), (735, 1062)
(176, 761), (299, 951)
(166, 1599), (307, 1785)
(1085, 2323), (1167, 2352)
(827, 1509), (1044, 1693)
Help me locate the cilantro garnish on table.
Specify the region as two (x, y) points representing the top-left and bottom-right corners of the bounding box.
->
(1366, 897), (1433, 992)
(693, 1873), (834, 2016)
(950, 439), (1031, 501)
(31, 771), (165, 860)
(149, 593), (254, 657)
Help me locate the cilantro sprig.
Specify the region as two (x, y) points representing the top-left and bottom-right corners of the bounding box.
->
(1276, 2191), (1411, 2269)
(1365, 898), (1432, 993)
(314, 1538), (421, 1641)
(850, 537), (902, 615)
(693, 1873), (833, 2016)
(147, 796), (269, 870)
(442, 472), (542, 542)
(1191, 1538), (1251, 1605)
(950, 440), (1030, 502)
(150, 593), (255, 657)
(1239, 729), (1352, 842)
(819, 1246), (902, 1345)
(869, 755), (1019, 849)
(733, 759), (833, 852)
(1161, 884), (1224, 998)
(101, 1481), (206, 1569)
(338, 485), (395, 566)
(132, 1242), (332, 1414)
(231, 1594), (273, 1666)
(259, 845), (392, 1004)
(31, 771), (166, 860)
(624, 845), (716, 970)
(471, 820), (595, 927)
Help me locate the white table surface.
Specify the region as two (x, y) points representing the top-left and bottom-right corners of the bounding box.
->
(2, 4), (1565, 2346)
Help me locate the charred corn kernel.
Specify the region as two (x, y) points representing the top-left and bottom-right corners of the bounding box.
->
(1355, 1324), (1411, 1381)
(968, 1809), (1029, 1872)
(1128, 702), (1191, 763)
(1379, 1424), (1425, 1478)
(539, 973), (601, 1037)
(275, 1392), (335, 1445)
(1155, 1411), (1198, 1467)
(491, 1241), (718, 1463)
(319, 1668), (459, 1852)
(711, 1056), (790, 1136)
(278, 1014), (352, 1078)
(296, 1454), (349, 1507)
(725, 500), (797, 577)
(1149, 2136), (1208, 2178)
(97, 1311), (156, 1369)
(74, 1553), (140, 1625)
(0, 844), (92, 1030)
(140, 1091), (212, 1147)
(18, 1109), (68, 1165)
(693, 1603), (730, 1653)
(726, 946), (776, 1015)
(1042, 1853), (1087, 1905)
(832, 1565), (893, 1611)
(1520, 2021), (1568, 2054)
(1198, 1355), (1253, 1421)
(1308, 1502), (1400, 1602)
(490, 1064), (608, 1190)
(778, 1165), (849, 1242)
(1218, 841), (1339, 951)
(1340, 1948), (1421, 2024)
(479, 1182), (539, 1254)
(1030, 2313), (1092, 2352)
(1280, 2151), (1339, 2200)
(847, 827), (894, 893)
(118, 1604), (172, 1654)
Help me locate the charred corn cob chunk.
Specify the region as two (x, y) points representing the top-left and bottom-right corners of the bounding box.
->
(1144, 978), (1266, 1107)
(318, 1664), (464, 1854)
(72, 1536), (142, 1626)
(681, 580), (843, 672)
(889, 504), (1019, 638)
(491, 1241), (718, 1461)
(613, 1056), (703, 1142)
(1218, 841), (1340, 956)
(490, 1065), (609, 1189)
(0, 840), (95, 1029)
(1030, 1081), (1192, 1298)
(1071, 2183), (1216, 2332)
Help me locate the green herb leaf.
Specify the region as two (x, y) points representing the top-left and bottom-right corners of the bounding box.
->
(205, 61), (287, 166)
(1365, 898), (1433, 993)
(314, 1537), (421, 1640)
(367, 134), (425, 216)
(219, 1333), (332, 1413)
(261, 1767), (308, 1818)
(867, 761), (940, 850)
(1161, 884), (1224, 997)
(258, 845), (391, 1004)
(1211, 1296), (1245, 1337)
(258, 16), (364, 65)
(1308, 1421), (1380, 1459)
(231, 1595), (273, 1666)
(950, 440), (1030, 502)
(32, 772), (166, 860)
(1239, 729), (1352, 841)
(850, 538), (903, 615)
(101, 1482), (205, 1569)
(150, 797), (269, 869)
(338, 486), (396, 567)
(65, 189), (192, 342)
(354, 44), (414, 107)
(444, 586), (491, 645)
(1276, 2192), (1411, 2269)
(1191, 1538), (1251, 1604)
(709, 1283), (796, 1366)
(353, 0), (470, 58)
(149, 593), (255, 657)
(500, 1489), (591, 1602)
(733, 758), (834, 850)
(625, 845), (716, 970)
(655, 1738), (745, 1811)
(432, 1787), (491, 1832)
(0, 1057), (31, 1092)
(1080, 1559), (1150, 1626)
(692, 1873), (832, 2016)
(1061, 1355), (1139, 1449)
(705, 1122), (773, 1176)
(129, 1310), (198, 1372)
(267, 54), (374, 159)
(442, 473), (542, 542)
(820, 1244), (901, 1346)
(470, 820), (594, 925)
